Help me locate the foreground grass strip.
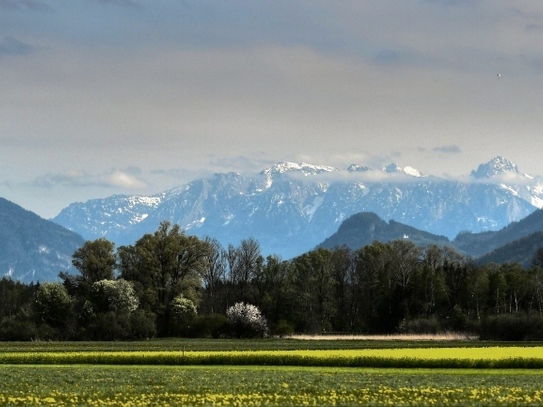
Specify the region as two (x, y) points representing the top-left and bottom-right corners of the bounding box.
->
(3, 347), (543, 368)
(2, 365), (543, 406)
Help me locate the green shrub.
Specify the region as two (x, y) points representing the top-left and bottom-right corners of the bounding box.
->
(272, 319), (295, 337)
(35, 323), (62, 341)
(190, 314), (228, 338)
(86, 311), (131, 341)
(401, 316), (441, 334)
(0, 316), (36, 341)
(480, 313), (543, 341)
(130, 309), (157, 339)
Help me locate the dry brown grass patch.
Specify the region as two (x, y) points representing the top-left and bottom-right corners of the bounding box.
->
(288, 332), (476, 341)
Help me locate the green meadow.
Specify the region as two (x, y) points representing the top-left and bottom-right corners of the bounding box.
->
(2, 339), (543, 406)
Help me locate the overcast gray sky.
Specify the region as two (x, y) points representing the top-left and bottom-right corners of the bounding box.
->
(1, 0), (543, 218)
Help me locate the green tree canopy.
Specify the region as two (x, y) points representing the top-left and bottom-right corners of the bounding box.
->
(34, 282), (72, 330)
(71, 237), (116, 287)
(117, 221), (211, 335)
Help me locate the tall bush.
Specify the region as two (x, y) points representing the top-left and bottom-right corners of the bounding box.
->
(170, 295), (197, 336)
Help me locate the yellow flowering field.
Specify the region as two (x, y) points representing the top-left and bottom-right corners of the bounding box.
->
(1, 365), (543, 406)
(3, 346), (543, 368)
(3, 343), (543, 405)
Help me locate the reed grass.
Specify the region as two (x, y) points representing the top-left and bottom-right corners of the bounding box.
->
(289, 332), (477, 341)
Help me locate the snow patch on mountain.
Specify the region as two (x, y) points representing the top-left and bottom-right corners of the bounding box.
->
(532, 196), (543, 208)
(223, 213), (235, 225)
(304, 196), (324, 221)
(500, 184), (519, 197)
(38, 245), (50, 254)
(404, 166), (424, 177)
(186, 217), (206, 230)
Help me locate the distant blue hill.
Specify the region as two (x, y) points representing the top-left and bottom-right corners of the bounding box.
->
(318, 212), (449, 250)
(0, 198), (85, 282)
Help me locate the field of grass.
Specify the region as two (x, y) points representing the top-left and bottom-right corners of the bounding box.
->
(0, 336), (530, 352)
(2, 365), (543, 406)
(2, 339), (543, 406)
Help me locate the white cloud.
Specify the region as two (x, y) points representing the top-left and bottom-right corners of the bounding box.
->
(433, 145), (462, 154)
(107, 170), (147, 189)
(31, 168), (147, 190)
(284, 168), (431, 185)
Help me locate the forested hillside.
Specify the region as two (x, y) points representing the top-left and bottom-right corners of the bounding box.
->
(318, 212), (449, 250)
(454, 209), (543, 258)
(476, 232), (543, 267)
(318, 210), (543, 264)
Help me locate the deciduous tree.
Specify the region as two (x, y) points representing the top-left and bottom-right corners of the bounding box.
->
(117, 221), (211, 335)
(34, 282), (72, 332)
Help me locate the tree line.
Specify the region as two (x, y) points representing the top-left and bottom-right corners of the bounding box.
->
(2, 220), (543, 341)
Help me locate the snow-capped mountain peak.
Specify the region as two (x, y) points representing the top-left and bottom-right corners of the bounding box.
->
(261, 161), (338, 177)
(469, 156), (543, 209)
(471, 156), (519, 179)
(347, 164), (372, 172)
(260, 162), (338, 187)
(383, 163), (423, 177)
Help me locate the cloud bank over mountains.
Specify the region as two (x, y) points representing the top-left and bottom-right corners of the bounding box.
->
(1, 1), (543, 217)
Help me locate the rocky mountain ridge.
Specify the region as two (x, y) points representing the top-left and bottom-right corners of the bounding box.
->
(52, 157), (543, 259)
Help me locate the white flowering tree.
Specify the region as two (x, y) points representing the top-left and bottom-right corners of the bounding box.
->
(89, 279), (139, 315)
(84, 279), (140, 340)
(226, 302), (268, 338)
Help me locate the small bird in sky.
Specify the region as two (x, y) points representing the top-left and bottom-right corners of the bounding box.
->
(497, 73), (501, 79)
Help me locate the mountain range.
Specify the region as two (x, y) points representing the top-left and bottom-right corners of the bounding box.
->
(52, 156), (543, 259)
(3, 156), (543, 282)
